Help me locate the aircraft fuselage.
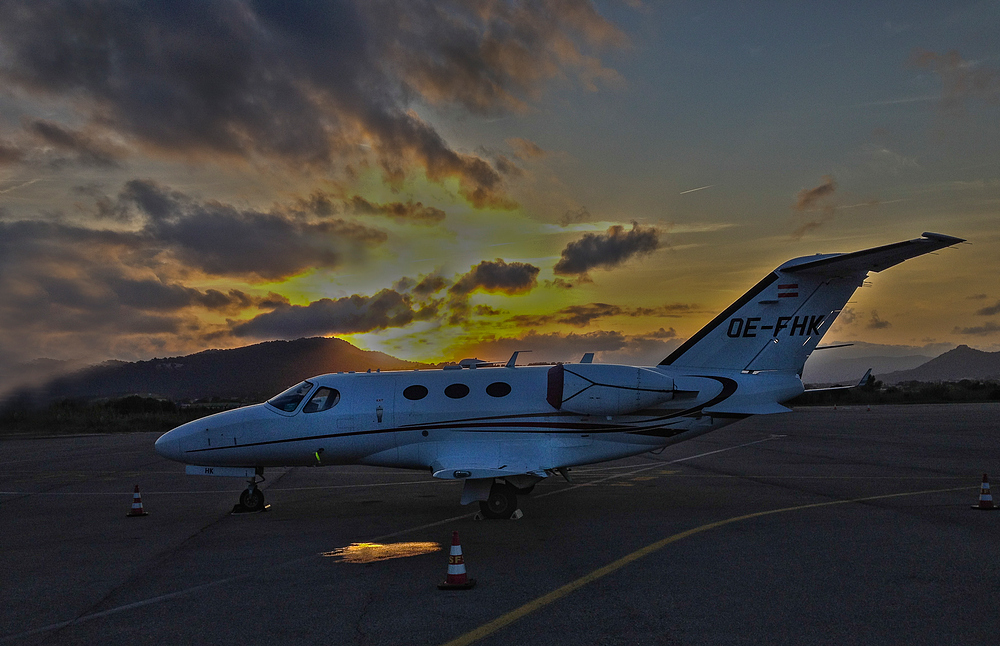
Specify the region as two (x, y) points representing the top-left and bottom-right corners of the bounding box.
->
(154, 364), (802, 478)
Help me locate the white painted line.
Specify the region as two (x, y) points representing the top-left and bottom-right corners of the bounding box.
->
(535, 435), (785, 499)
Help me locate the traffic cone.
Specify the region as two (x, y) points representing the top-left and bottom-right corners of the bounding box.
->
(972, 474), (998, 511)
(437, 531), (475, 590)
(127, 484), (149, 517)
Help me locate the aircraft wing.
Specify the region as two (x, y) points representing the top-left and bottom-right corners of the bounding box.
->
(431, 460), (547, 480)
(803, 368), (872, 394)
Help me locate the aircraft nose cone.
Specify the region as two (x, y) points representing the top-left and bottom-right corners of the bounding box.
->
(154, 431), (182, 462)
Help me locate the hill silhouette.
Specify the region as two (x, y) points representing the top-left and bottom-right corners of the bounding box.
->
(37, 337), (429, 402)
(879, 345), (1000, 384)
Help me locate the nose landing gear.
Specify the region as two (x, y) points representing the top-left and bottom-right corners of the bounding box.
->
(232, 469), (268, 514)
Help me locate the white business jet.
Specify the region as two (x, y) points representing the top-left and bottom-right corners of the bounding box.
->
(154, 232), (964, 518)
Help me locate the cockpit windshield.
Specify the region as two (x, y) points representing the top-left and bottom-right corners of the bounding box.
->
(267, 381), (314, 412)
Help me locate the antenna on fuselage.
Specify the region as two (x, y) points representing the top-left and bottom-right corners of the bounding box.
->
(505, 350), (532, 368)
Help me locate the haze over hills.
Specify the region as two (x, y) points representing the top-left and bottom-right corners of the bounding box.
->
(800, 340), (951, 385)
(878, 345), (1000, 384)
(7, 338), (997, 405)
(802, 354), (934, 385)
(23, 338), (429, 403)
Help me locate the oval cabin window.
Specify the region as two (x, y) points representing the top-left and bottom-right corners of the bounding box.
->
(486, 382), (512, 397)
(444, 383), (470, 399)
(403, 385), (428, 401)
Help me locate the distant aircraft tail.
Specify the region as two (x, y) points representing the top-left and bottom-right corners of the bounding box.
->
(659, 233), (964, 375)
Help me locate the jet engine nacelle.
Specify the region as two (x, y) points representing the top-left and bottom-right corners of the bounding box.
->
(546, 363), (675, 416)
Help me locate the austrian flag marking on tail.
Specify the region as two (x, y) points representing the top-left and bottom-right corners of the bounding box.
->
(777, 284), (798, 298)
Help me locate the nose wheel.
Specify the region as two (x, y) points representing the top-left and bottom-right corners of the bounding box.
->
(232, 471), (268, 514)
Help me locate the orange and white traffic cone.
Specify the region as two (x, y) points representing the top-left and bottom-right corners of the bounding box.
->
(127, 484), (149, 517)
(437, 531), (475, 590)
(972, 474), (998, 511)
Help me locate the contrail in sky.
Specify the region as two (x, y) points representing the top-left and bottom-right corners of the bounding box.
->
(0, 178), (43, 194)
(679, 184), (714, 195)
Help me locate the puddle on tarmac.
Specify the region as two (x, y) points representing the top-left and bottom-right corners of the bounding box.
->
(322, 542), (442, 563)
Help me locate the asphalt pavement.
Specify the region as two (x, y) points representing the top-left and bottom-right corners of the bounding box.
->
(2, 403), (998, 645)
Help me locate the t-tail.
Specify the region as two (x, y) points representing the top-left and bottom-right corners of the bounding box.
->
(659, 232), (965, 375)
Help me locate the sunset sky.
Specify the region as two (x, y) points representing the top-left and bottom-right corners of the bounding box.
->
(1, 1), (998, 391)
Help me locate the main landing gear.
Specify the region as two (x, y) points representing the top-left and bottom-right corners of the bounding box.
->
(479, 481), (519, 520)
(232, 469), (268, 514)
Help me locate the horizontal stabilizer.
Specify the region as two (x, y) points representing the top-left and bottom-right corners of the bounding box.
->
(780, 232), (965, 276)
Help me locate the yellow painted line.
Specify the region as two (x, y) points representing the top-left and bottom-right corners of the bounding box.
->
(631, 476), (657, 481)
(439, 485), (975, 646)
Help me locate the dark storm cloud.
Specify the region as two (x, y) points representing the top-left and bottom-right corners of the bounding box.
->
(374, 0), (626, 116)
(493, 155), (524, 178)
(413, 274), (450, 296)
(974, 300), (1000, 316)
(113, 179), (388, 281)
(0, 1), (624, 207)
(464, 330), (630, 363)
(507, 137), (547, 160)
(296, 191), (339, 218)
(559, 206), (591, 227)
(953, 321), (1000, 336)
(553, 222), (659, 276)
(867, 310), (892, 330)
(910, 49), (1000, 112)
(790, 175), (838, 240)
(0, 178), (388, 365)
(507, 302), (697, 328)
(473, 304), (504, 316)
(349, 196), (446, 224)
(0, 140), (25, 165)
(103, 276), (281, 315)
(640, 327), (677, 339)
(231, 289), (432, 339)
(28, 119), (125, 168)
(450, 259), (540, 296)
(0, 218), (292, 319)
(793, 175), (838, 212)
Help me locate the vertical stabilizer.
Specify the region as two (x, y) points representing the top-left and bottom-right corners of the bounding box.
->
(659, 233), (964, 374)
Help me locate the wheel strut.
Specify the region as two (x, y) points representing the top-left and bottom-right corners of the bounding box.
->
(232, 469), (267, 514)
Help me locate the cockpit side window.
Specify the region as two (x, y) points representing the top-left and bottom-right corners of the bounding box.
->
(267, 381), (314, 412)
(303, 387), (341, 413)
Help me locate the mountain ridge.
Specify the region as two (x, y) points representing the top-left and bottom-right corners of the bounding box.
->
(27, 337), (429, 402)
(879, 345), (1000, 384)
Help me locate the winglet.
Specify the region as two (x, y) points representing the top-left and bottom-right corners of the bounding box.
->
(506, 350), (531, 368)
(857, 367), (873, 388)
(921, 232), (965, 245)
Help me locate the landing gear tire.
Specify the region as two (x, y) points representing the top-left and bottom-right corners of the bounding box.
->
(479, 483), (518, 519)
(239, 487), (265, 512)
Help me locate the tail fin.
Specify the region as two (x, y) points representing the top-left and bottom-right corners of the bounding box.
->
(659, 233), (964, 374)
